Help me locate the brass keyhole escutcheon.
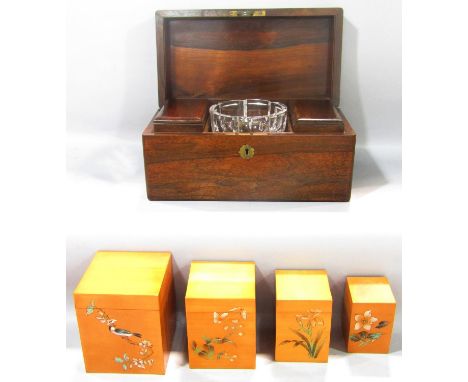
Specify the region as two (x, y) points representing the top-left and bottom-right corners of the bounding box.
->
(239, 144), (255, 159)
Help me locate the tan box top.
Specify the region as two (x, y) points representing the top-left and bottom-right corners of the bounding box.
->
(186, 261), (255, 300)
(347, 276), (396, 304)
(74, 251), (171, 310)
(276, 269), (332, 301)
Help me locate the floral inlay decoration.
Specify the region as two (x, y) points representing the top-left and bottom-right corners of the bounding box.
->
(349, 309), (390, 347)
(86, 300), (154, 371)
(279, 310), (326, 359)
(191, 307), (247, 362)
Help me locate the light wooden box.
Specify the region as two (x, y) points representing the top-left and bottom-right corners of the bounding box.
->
(185, 261), (256, 369)
(275, 270), (333, 362)
(343, 276), (396, 353)
(74, 251), (175, 374)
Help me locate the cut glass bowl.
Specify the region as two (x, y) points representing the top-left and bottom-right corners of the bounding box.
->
(209, 99), (288, 133)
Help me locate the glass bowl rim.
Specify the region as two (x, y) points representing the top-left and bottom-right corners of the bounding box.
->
(209, 99), (288, 120)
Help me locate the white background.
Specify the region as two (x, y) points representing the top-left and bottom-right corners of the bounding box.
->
(66, 0), (402, 380)
(3, 1), (468, 382)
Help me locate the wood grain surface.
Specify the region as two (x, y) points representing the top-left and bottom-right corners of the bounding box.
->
(157, 8), (343, 106)
(143, 112), (355, 201)
(290, 100), (344, 133)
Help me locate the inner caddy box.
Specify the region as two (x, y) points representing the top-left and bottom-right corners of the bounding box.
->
(185, 261), (256, 369)
(74, 251), (175, 374)
(275, 269), (333, 362)
(343, 276), (396, 354)
(143, 8), (356, 201)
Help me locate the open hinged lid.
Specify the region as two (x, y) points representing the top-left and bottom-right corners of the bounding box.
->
(276, 269), (332, 312)
(185, 261), (256, 312)
(156, 8), (343, 108)
(345, 276), (396, 306)
(74, 251), (172, 311)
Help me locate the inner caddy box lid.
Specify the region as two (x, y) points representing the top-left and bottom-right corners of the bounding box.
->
(153, 99), (209, 131)
(185, 261), (256, 312)
(345, 277), (396, 305)
(74, 251), (172, 311)
(156, 8), (343, 106)
(276, 269), (332, 312)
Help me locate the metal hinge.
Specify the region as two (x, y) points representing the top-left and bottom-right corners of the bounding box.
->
(229, 10), (266, 17)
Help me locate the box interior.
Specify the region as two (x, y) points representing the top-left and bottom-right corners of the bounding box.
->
(153, 98), (343, 133)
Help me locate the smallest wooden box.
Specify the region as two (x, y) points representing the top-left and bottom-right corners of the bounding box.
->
(185, 261), (256, 369)
(74, 251), (175, 374)
(343, 276), (396, 353)
(275, 270), (333, 362)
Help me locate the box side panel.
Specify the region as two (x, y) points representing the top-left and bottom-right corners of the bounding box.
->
(275, 303), (331, 362)
(75, 306), (165, 374)
(185, 301), (256, 369)
(343, 280), (353, 350)
(158, 256), (176, 372)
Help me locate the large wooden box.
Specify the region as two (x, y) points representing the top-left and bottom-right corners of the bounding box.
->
(142, 8), (356, 201)
(343, 276), (396, 353)
(185, 261), (256, 368)
(74, 251), (175, 374)
(275, 270), (332, 362)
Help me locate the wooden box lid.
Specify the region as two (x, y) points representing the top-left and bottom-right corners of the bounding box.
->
(276, 269), (332, 312)
(74, 251), (172, 311)
(185, 261), (256, 311)
(156, 8), (343, 107)
(345, 276), (396, 306)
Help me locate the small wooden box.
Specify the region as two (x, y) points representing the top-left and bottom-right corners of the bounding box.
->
(275, 270), (332, 362)
(74, 251), (175, 374)
(185, 261), (256, 369)
(343, 276), (396, 353)
(142, 8), (356, 201)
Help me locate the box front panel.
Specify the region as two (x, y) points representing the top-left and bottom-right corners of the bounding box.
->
(345, 303), (396, 354)
(186, 302), (256, 369)
(276, 307), (331, 362)
(76, 304), (164, 374)
(144, 132), (355, 201)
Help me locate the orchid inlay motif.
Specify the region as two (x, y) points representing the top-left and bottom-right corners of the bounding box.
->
(279, 310), (327, 359)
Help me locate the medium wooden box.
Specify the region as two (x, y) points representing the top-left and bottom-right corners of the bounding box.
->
(74, 251), (175, 374)
(275, 270), (332, 362)
(142, 8), (356, 201)
(343, 276), (396, 353)
(185, 261), (256, 369)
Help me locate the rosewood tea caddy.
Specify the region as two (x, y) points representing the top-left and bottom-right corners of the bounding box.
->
(143, 8), (356, 201)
